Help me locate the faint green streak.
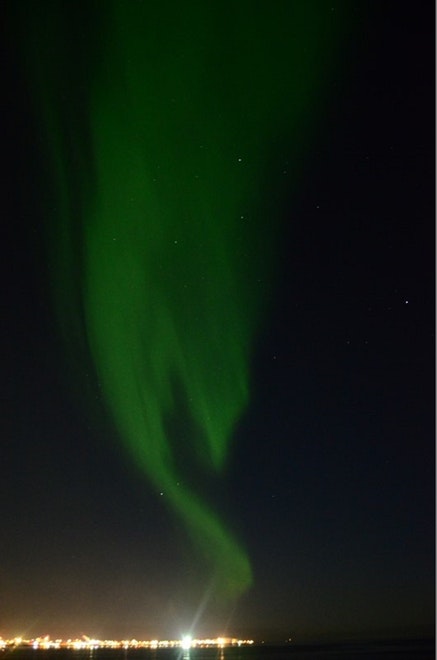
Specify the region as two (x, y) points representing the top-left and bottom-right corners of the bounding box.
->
(17, 0), (343, 602)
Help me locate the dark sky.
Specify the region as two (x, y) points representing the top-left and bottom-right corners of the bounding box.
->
(1, 1), (434, 644)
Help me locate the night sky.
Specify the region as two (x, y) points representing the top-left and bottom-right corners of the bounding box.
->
(1, 0), (434, 645)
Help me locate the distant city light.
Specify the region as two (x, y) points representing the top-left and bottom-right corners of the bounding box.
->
(0, 634), (254, 651)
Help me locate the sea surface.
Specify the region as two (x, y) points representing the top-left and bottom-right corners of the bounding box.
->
(3, 642), (435, 660)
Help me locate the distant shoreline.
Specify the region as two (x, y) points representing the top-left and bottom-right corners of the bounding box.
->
(2, 637), (434, 654)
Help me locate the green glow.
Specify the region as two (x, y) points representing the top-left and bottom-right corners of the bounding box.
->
(18, 1), (342, 602)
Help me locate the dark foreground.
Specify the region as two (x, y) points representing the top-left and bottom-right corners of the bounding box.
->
(3, 641), (435, 660)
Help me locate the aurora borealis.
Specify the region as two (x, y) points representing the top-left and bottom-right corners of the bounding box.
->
(16, 1), (342, 603)
(2, 0), (434, 644)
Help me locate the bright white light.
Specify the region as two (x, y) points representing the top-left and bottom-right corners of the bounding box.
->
(181, 635), (192, 650)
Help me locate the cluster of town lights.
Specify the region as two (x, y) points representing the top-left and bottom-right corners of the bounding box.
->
(0, 635), (254, 650)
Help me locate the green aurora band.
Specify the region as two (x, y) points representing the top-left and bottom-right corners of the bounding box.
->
(18, 1), (343, 603)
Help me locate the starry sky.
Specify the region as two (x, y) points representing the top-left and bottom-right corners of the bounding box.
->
(1, 0), (434, 645)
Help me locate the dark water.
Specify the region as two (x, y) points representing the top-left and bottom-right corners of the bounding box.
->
(4, 643), (435, 660)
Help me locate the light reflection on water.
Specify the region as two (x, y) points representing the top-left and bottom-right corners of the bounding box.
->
(181, 651), (224, 660)
(179, 649), (225, 660)
(159, 648), (234, 660)
(4, 642), (435, 660)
